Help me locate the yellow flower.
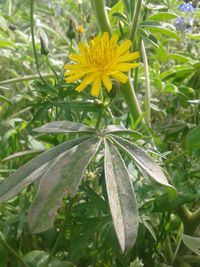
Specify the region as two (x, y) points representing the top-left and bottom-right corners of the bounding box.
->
(76, 25), (84, 34)
(64, 32), (139, 97)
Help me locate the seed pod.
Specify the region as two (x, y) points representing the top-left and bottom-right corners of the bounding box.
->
(67, 19), (76, 39)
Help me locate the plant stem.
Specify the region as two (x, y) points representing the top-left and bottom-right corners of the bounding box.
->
(30, 0), (46, 83)
(47, 199), (74, 265)
(128, 0), (143, 43)
(0, 234), (29, 267)
(0, 73), (54, 86)
(90, 0), (112, 35)
(120, 76), (142, 122)
(95, 109), (104, 130)
(141, 40), (151, 127)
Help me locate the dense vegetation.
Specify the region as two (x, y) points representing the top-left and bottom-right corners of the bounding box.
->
(0, 0), (200, 266)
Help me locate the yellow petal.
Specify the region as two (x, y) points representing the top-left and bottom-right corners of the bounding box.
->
(116, 40), (132, 57)
(111, 72), (128, 83)
(116, 52), (140, 63)
(69, 54), (86, 64)
(91, 75), (101, 97)
(102, 74), (112, 92)
(115, 63), (139, 72)
(65, 72), (86, 83)
(75, 73), (95, 92)
(110, 34), (119, 47)
(64, 64), (83, 70)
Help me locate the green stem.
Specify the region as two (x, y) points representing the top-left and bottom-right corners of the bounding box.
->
(90, 0), (112, 35)
(128, 0), (143, 43)
(95, 109), (104, 130)
(47, 199), (74, 265)
(120, 76), (142, 122)
(0, 73), (54, 86)
(0, 234), (29, 267)
(30, 0), (46, 83)
(141, 40), (151, 127)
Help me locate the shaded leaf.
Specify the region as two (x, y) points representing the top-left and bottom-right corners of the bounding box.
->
(28, 137), (101, 233)
(186, 125), (200, 153)
(104, 139), (138, 253)
(112, 136), (175, 191)
(34, 121), (96, 134)
(0, 137), (89, 203)
(182, 234), (200, 256)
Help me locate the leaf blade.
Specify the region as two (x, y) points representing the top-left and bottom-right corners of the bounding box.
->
(28, 137), (101, 233)
(0, 136), (90, 203)
(104, 139), (138, 253)
(34, 121), (96, 134)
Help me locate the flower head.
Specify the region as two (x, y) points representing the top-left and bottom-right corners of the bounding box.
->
(76, 25), (84, 34)
(64, 32), (139, 96)
(178, 3), (195, 12)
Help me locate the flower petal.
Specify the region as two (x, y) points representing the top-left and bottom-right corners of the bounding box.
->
(65, 72), (87, 83)
(116, 40), (132, 57)
(91, 75), (101, 96)
(115, 63), (139, 72)
(111, 72), (128, 83)
(102, 74), (112, 92)
(75, 73), (96, 92)
(116, 52), (140, 63)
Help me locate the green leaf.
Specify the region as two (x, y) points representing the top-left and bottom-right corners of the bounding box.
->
(182, 234), (200, 256)
(186, 125), (200, 153)
(187, 34), (200, 40)
(104, 125), (142, 139)
(0, 137), (89, 203)
(112, 136), (175, 192)
(28, 137), (101, 233)
(143, 26), (180, 40)
(3, 149), (45, 161)
(34, 121), (96, 134)
(104, 139), (138, 253)
(148, 12), (178, 21)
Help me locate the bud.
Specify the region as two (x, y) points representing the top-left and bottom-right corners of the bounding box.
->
(67, 19), (76, 39)
(40, 35), (49, 56)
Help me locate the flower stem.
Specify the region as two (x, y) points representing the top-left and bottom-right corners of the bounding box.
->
(90, 0), (112, 35)
(30, 0), (46, 84)
(141, 40), (151, 127)
(120, 76), (142, 122)
(128, 0), (143, 43)
(0, 73), (54, 86)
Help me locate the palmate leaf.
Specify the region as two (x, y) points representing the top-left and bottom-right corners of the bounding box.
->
(28, 137), (101, 233)
(104, 125), (142, 139)
(111, 136), (175, 193)
(0, 136), (90, 203)
(33, 120), (96, 134)
(104, 139), (138, 253)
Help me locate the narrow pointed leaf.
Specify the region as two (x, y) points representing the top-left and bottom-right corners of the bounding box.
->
(104, 125), (142, 139)
(0, 137), (89, 203)
(34, 121), (96, 134)
(112, 136), (175, 190)
(28, 137), (101, 233)
(104, 139), (138, 253)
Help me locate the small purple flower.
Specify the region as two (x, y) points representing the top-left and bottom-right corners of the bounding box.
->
(176, 16), (185, 31)
(178, 3), (195, 12)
